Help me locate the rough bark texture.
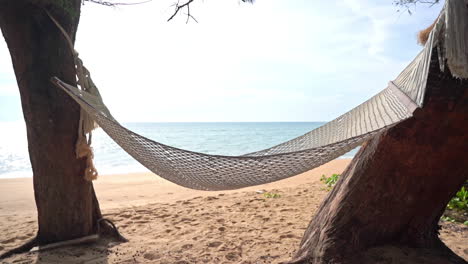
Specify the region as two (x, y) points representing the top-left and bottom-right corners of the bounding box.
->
(0, 2), (102, 244)
(291, 51), (468, 264)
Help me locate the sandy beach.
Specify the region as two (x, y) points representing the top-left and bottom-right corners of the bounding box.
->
(0, 159), (466, 263)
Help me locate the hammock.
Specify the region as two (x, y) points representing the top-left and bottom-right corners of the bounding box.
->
(53, 0), (467, 191)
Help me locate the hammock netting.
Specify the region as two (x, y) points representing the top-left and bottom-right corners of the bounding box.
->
(53, 0), (467, 191)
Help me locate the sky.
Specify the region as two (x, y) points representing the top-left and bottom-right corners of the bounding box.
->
(0, 0), (443, 122)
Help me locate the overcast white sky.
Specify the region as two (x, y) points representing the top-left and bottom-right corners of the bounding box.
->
(0, 0), (443, 122)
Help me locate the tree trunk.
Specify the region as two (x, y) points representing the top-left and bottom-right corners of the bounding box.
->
(0, 2), (102, 244)
(290, 50), (468, 264)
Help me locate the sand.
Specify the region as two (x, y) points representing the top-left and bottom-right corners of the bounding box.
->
(0, 159), (466, 263)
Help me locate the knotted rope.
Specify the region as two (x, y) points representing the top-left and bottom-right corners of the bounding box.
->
(45, 10), (99, 181)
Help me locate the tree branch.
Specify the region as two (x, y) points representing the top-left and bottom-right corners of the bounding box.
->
(167, 0), (254, 23)
(167, 0), (194, 22)
(393, 0), (440, 14)
(83, 0), (152, 7)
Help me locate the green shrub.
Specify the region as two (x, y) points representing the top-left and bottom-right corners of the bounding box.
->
(441, 215), (456, 223)
(447, 186), (467, 211)
(442, 183), (468, 224)
(263, 192), (281, 198)
(320, 174), (340, 190)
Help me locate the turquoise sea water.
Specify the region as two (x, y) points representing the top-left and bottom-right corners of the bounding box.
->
(0, 122), (357, 178)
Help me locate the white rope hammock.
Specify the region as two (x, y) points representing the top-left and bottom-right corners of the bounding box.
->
(52, 0), (467, 190)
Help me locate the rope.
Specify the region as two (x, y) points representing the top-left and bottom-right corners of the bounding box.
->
(44, 9), (100, 181)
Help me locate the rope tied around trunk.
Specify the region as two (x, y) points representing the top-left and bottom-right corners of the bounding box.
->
(45, 10), (101, 181)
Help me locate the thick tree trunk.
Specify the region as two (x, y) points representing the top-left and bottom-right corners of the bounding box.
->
(291, 51), (468, 264)
(0, 2), (102, 244)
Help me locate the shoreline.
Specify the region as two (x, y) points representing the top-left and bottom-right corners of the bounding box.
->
(0, 159), (352, 216)
(0, 156), (357, 180)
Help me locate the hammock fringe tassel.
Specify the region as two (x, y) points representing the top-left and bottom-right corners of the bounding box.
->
(45, 9), (101, 181)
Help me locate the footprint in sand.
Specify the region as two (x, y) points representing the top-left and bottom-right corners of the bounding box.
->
(225, 252), (240, 261)
(207, 241), (222, 247)
(120, 214), (132, 219)
(143, 252), (161, 260)
(132, 215), (143, 220)
(181, 244), (193, 250)
(200, 253), (213, 262)
(158, 214), (171, 219)
(1, 238), (15, 244)
(279, 233), (296, 239)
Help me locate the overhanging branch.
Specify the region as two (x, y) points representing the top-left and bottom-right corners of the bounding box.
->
(167, 0), (254, 23)
(83, 0), (152, 7)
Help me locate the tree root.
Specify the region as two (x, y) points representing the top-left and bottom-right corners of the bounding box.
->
(0, 218), (127, 260)
(0, 238), (37, 260)
(98, 218), (128, 242)
(29, 234), (99, 253)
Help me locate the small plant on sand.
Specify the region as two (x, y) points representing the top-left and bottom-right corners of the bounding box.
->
(447, 186), (467, 211)
(441, 215), (456, 223)
(320, 174), (340, 191)
(263, 192), (281, 198)
(441, 182), (468, 225)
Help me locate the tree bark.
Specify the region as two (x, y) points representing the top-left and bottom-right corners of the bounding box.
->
(0, 2), (102, 244)
(290, 50), (468, 264)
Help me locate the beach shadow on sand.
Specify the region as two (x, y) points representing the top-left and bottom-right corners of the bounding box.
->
(30, 238), (122, 264)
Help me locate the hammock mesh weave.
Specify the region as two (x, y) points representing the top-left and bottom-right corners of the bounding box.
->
(53, 0), (467, 191)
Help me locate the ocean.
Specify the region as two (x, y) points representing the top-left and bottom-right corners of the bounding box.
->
(0, 122), (358, 179)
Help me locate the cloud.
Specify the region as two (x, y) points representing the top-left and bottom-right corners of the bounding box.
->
(0, 0), (445, 122)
